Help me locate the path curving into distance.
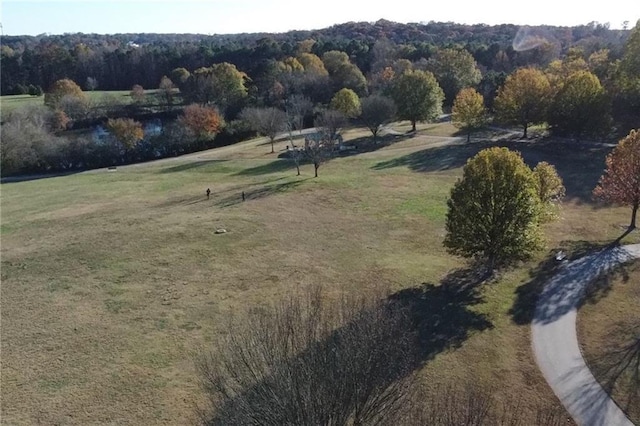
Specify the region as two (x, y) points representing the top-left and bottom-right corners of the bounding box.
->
(532, 243), (640, 426)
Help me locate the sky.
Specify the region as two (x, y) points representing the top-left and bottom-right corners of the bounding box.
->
(1, 0), (638, 36)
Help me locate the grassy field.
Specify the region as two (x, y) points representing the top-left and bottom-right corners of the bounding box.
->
(0, 89), (164, 114)
(2, 121), (638, 424)
(578, 261), (640, 424)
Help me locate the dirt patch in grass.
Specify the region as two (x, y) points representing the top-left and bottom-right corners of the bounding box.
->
(578, 259), (640, 424)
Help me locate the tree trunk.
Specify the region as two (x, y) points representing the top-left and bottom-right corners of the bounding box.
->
(270, 139), (275, 153)
(487, 254), (496, 272)
(296, 164), (300, 176)
(523, 123), (528, 139)
(411, 120), (416, 132)
(314, 163), (319, 178)
(467, 131), (471, 143)
(631, 202), (638, 230)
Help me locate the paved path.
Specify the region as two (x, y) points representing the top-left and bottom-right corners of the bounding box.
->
(532, 243), (640, 426)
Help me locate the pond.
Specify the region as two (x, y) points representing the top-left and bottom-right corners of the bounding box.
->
(92, 118), (163, 144)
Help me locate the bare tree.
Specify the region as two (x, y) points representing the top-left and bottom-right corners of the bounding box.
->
(1, 108), (71, 175)
(285, 94), (313, 134)
(314, 109), (346, 142)
(285, 121), (304, 175)
(58, 94), (89, 121)
(304, 133), (337, 178)
(196, 287), (419, 426)
(401, 382), (569, 426)
(158, 75), (175, 110)
(85, 76), (98, 91)
(240, 106), (288, 153)
(130, 84), (145, 104)
(195, 286), (571, 426)
(295, 109), (347, 177)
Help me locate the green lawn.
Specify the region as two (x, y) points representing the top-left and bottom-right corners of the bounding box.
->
(2, 122), (638, 424)
(0, 89), (165, 114)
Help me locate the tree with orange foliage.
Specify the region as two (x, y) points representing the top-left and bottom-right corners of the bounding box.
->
(44, 78), (86, 108)
(51, 109), (70, 131)
(593, 129), (640, 229)
(106, 118), (144, 150)
(179, 104), (224, 140)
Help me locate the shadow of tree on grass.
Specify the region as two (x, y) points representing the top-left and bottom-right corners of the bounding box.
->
(335, 132), (417, 157)
(510, 239), (635, 326)
(371, 140), (487, 172)
(234, 159), (295, 176)
(389, 267), (493, 361)
(215, 178), (309, 207)
(157, 160), (228, 174)
(199, 267), (493, 425)
(588, 319), (640, 419)
(371, 138), (613, 202)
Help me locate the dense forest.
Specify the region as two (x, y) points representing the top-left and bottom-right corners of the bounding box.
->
(0, 20), (630, 95)
(2, 19), (639, 177)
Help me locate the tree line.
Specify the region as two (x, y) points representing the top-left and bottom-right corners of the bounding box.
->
(2, 20), (638, 176)
(1, 20), (630, 96)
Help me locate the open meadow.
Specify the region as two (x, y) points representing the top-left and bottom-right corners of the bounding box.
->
(2, 122), (638, 424)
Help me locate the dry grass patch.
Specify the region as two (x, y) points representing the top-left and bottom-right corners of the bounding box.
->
(578, 259), (640, 424)
(1, 121), (636, 424)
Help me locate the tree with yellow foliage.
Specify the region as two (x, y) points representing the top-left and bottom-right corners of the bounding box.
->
(494, 68), (552, 138)
(452, 88), (487, 142)
(330, 88), (361, 118)
(548, 70), (611, 140)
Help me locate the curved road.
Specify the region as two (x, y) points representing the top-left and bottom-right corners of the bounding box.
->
(532, 243), (640, 426)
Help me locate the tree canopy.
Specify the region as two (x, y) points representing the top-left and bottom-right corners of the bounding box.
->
(43, 78), (86, 109)
(359, 95), (397, 140)
(494, 68), (552, 138)
(613, 20), (640, 130)
(330, 88), (361, 118)
(444, 147), (548, 268)
(322, 50), (367, 95)
(532, 161), (566, 221)
(390, 70), (444, 132)
(179, 104), (224, 140)
(426, 48), (482, 105)
(451, 88), (487, 142)
(182, 63), (248, 113)
(548, 70), (611, 139)
(106, 118), (144, 150)
(593, 129), (640, 229)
